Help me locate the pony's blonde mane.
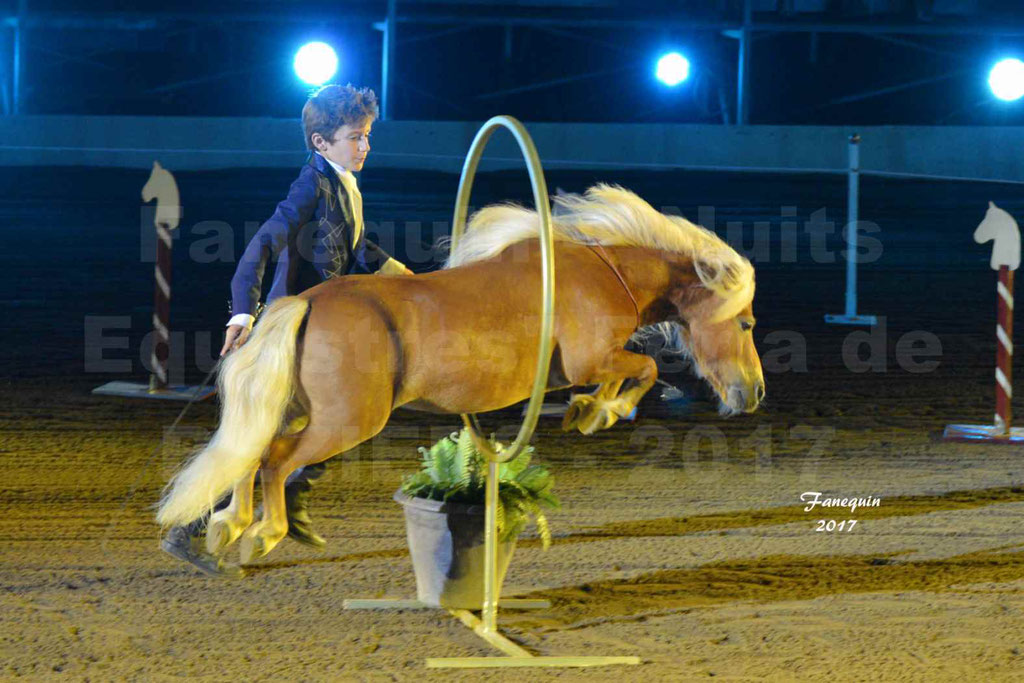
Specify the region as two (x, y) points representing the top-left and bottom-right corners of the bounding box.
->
(445, 184), (754, 321)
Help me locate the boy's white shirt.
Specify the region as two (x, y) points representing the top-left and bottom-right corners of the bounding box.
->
(227, 153), (403, 330)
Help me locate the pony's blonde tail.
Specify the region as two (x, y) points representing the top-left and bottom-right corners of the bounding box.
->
(155, 296), (310, 528)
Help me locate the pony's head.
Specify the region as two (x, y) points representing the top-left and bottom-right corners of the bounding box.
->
(666, 253), (764, 415)
(444, 183), (765, 413)
(142, 161), (165, 203)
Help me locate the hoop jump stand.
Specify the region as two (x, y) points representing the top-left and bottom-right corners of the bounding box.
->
(343, 116), (640, 669)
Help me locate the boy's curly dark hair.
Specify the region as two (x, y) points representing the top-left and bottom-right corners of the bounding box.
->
(301, 84), (379, 151)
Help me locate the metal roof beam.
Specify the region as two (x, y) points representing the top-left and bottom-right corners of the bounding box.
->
(2, 11), (1024, 38)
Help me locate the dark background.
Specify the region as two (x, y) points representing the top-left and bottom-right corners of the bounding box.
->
(2, 163), (1018, 391)
(3, 1), (1024, 125)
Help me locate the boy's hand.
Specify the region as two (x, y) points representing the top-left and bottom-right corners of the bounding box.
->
(221, 324), (251, 356)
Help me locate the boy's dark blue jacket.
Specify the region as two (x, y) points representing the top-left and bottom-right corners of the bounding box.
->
(230, 152), (395, 316)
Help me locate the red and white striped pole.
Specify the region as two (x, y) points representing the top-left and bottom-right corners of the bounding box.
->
(150, 220), (173, 391)
(944, 202), (1022, 443)
(994, 266), (1014, 435)
(142, 161), (180, 393)
(92, 162), (213, 401)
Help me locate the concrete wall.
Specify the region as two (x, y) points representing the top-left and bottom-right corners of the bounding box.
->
(0, 115), (1022, 182)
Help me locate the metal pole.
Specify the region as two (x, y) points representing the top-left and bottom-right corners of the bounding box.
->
(845, 134), (859, 317)
(481, 459), (500, 633)
(13, 0), (25, 115)
(736, 0), (751, 125)
(0, 29), (8, 115)
(825, 134), (876, 326)
(381, 0), (396, 120)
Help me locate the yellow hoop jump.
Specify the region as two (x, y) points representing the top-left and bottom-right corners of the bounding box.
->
(344, 116), (639, 669)
(435, 116), (638, 669)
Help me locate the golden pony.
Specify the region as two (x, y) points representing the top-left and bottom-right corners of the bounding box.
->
(157, 185), (764, 564)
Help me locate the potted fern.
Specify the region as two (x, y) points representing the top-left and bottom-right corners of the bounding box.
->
(395, 428), (560, 609)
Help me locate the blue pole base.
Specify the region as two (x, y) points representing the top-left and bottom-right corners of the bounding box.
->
(92, 380), (217, 401)
(825, 313), (878, 326)
(943, 424), (1024, 444)
(522, 403), (639, 421)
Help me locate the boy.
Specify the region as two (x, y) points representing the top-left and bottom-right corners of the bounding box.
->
(163, 83), (411, 576)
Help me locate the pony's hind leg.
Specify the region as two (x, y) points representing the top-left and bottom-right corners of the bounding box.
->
(207, 413), (308, 556)
(205, 464), (259, 555)
(238, 434), (305, 564)
(239, 419), (382, 564)
(238, 301), (397, 564)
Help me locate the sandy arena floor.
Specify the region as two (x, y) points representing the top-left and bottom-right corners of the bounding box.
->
(3, 327), (1024, 682)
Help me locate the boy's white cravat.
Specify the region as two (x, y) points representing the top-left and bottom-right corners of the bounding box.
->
(322, 154), (404, 275)
(321, 155), (363, 249)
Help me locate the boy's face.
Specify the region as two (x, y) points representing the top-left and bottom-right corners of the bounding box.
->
(313, 119), (372, 172)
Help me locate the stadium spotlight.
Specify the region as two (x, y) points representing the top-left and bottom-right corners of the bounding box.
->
(294, 42), (338, 86)
(988, 58), (1024, 102)
(655, 52), (690, 87)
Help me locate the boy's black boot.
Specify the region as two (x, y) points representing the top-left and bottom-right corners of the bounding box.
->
(161, 522), (244, 578)
(285, 479), (326, 549)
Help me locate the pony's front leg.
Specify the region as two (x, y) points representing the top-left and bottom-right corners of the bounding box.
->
(562, 380), (622, 432)
(206, 464), (259, 555)
(564, 351), (657, 435)
(606, 352), (659, 417)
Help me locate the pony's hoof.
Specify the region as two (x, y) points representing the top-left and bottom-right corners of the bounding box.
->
(576, 407), (617, 435)
(239, 525), (284, 565)
(606, 398), (634, 420)
(206, 518), (241, 555)
(562, 394), (595, 431)
(575, 398), (632, 435)
(239, 533), (267, 565)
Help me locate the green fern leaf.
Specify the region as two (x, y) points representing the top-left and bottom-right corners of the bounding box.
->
(406, 428), (559, 548)
(456, 428), (477, 485)
(498, 445), (533, 480)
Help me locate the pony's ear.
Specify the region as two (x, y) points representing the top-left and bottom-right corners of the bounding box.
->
(153, 161), (162, 170)
(990, 201), (996, 209)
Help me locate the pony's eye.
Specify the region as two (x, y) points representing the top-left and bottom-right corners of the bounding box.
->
(740, 320), (754, 331)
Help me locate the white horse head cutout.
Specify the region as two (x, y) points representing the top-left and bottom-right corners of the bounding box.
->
(974, 201), (1020, 271)
(142, 161), (182, 231)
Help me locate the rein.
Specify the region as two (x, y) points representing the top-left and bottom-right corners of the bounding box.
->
(586, 243), (641, 329)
